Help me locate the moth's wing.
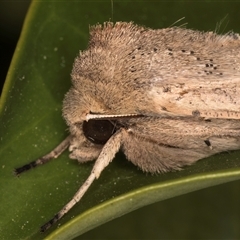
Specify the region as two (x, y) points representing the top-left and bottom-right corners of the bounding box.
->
(143, 28), (240, 119)
(127, 29), (240, 173)
(147, 76), (240, 120)
(121, 117), (240, 173)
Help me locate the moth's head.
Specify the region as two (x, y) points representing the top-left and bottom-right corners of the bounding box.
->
(62, 77), (145, 165)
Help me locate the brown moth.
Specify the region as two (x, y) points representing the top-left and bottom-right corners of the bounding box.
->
(15, 22), (240, 232)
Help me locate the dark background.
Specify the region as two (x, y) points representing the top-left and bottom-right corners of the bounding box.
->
(0, 1), (30, 93)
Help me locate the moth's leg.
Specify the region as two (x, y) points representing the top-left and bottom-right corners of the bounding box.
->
(40, 129), (123, 232)
(14, 135), (71, 175)
(69, 147), (101, 163)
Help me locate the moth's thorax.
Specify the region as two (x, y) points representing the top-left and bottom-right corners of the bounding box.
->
(65, 23), (240, 120)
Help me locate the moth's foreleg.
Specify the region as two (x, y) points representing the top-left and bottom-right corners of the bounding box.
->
(40, 129), (123, 232)
(14, 136), (71, 175)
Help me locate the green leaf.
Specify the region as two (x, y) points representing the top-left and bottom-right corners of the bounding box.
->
(1, 1), (240, 239)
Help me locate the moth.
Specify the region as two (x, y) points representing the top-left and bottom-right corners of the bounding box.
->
(15, 22), (240, 232)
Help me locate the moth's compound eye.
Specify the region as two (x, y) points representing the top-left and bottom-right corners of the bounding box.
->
(82, 120), (116, 145)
